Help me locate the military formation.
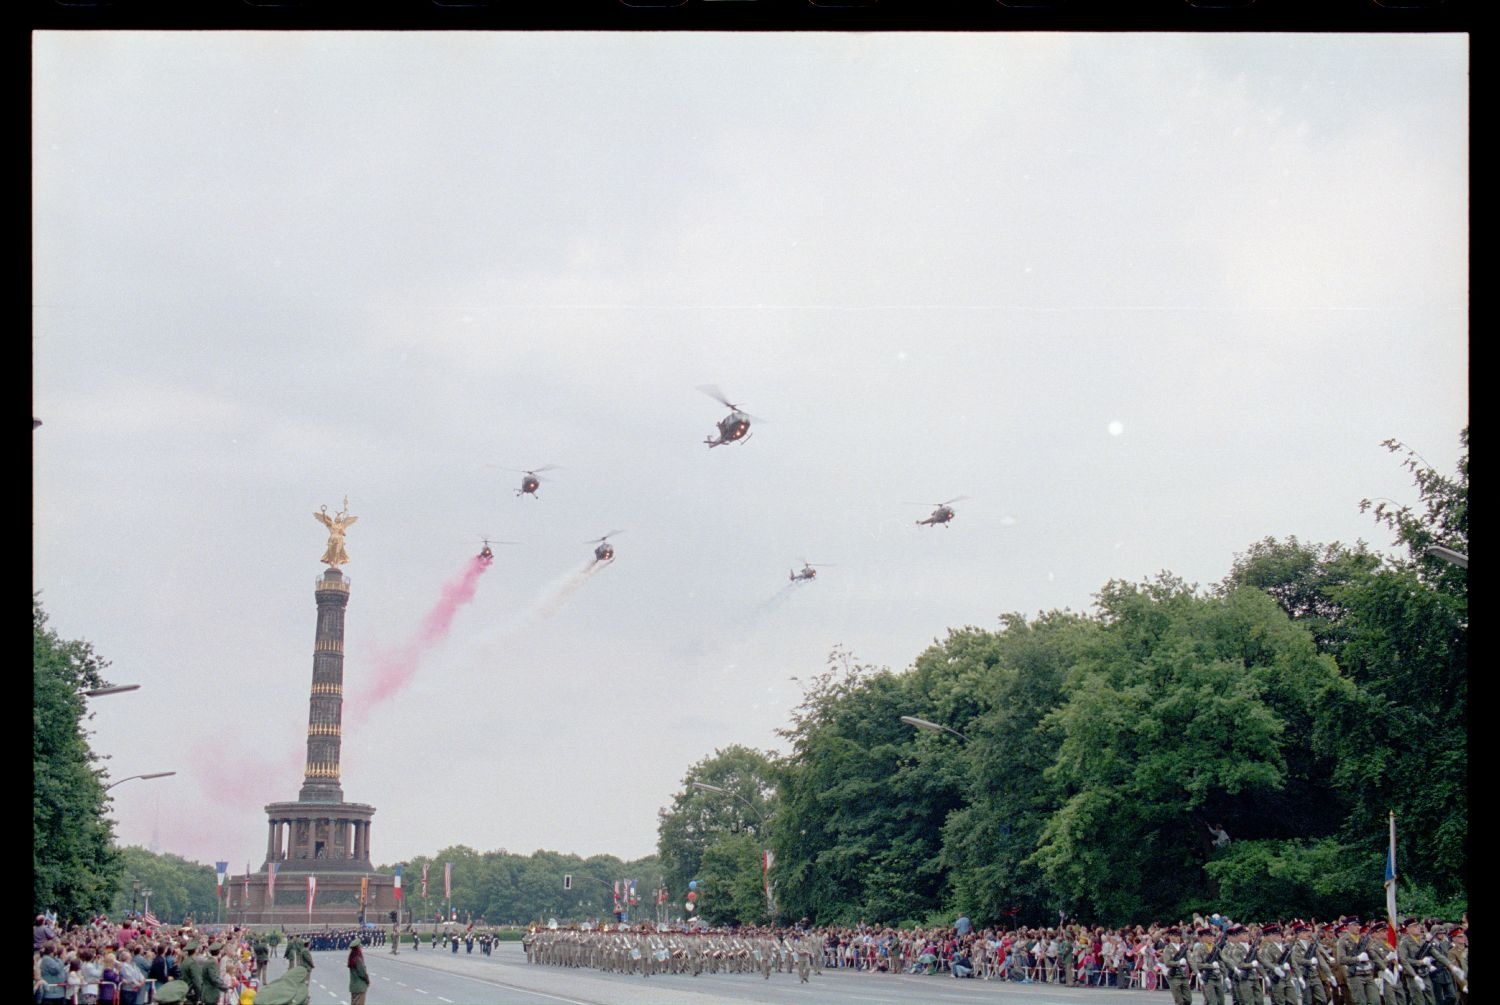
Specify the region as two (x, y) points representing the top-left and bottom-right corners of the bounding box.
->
(1174, 917), (1468, 1005)
(523, 926), (824, 983)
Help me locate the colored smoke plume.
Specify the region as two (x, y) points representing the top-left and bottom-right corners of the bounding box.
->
(361, 554), (493, 713)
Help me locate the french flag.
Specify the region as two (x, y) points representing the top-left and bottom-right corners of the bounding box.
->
(394, 864), (403, 901)
(1383, 813), (1399, 949)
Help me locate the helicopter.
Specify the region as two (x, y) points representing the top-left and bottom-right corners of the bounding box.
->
(790, 560), (834, 582)
(587, 530), (625, 564)
(913, 496), (967, 527)
(698, 385), (759, 448)
(476, 536), (516, 561)
(497, 465), (558, 497)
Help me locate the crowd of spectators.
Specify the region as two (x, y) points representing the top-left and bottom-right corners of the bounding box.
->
(31, 913), (375, 1005)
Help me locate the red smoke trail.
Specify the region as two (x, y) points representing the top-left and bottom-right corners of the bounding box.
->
(362, 554), (493, 713)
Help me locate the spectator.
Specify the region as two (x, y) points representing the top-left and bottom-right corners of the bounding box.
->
(953, 946), (975, 978)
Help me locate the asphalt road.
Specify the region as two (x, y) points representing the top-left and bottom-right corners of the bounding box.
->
(298, 945), (1177, 1005)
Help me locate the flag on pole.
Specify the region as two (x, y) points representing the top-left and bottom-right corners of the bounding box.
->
(421, 863), (429, 898)
(268, 863), (278, 902)
(307, 876), (317, 922)
(444, 862), (452, 900)
(243, 873), (250, 905)
(143, 910), (161, 928)
(1384, 811), (1400, 948)
(394, 864), (403, 901)
(360, 877), (369, 905)
(764, 849), (776, 911)
(216, 861), (228, 899)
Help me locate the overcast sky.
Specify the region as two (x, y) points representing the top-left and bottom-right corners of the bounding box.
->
(33, 32), (1467, 873)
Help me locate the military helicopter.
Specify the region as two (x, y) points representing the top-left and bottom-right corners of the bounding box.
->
(790, 560), (833, 582)
(476, 536), (516, 561)
(912, 496), (967, 527)
(587, 530), (625, 564)
(496, 465), (558, 498)
(697, 385), (760, 448)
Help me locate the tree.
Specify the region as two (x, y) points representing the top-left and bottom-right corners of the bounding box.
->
(109, 847), (218, 923)
(34, 598), (121, 921)
(1030, 576), (1353, 923)
(656, 744), (778, 922)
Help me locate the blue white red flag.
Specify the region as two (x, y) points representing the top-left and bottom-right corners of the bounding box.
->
(1384, 812), (1399, 949)
(394, 864), (403, 901)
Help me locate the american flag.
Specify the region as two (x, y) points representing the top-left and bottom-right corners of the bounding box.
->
(143, 910), (161, 928)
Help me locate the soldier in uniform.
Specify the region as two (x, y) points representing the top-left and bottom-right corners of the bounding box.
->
(1292, 923), (1329, 1005)
(1398, 918), (1437, 1005)
(1337, 918), (1379, 1005)
(1442, 929), (1466, 1005)
(1159, 928), (1194, 1005)
(1191, 926), (1229, 1005)
(1060, 927), (1077, 986)
(1222, 925), (1254, 1005)
(1259, 924), (1299, 1005)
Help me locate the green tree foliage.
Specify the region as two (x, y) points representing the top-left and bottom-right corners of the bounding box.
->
(939, 614), (1091, 924)
(773, 647), (965, 925)
(34, 598), (121, 922)
(378, 847), (661, 926)
(1031, 578), (1352, 923)
(109, 847), (218, 923)
(655, 745), (778, 925)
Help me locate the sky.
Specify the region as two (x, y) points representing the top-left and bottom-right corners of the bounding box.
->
(32, 32), (1467, 873)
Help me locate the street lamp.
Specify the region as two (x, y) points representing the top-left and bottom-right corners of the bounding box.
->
(900, 715), (968, 741)
(81, 684), (142, 698)
(105, 771), (176, 792)
(690, 782), (776, 917)
(1425, 545), (1469, 569)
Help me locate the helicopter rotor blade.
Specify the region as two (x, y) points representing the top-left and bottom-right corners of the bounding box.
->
(939, 495), (970, 506)
(696, 384), (739, 410)
(587, 530), (627, 543)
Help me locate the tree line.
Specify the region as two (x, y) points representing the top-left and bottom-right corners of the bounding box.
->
(657, 430), (1467, 928)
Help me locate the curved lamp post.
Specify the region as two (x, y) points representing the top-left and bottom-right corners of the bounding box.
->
(105, 771), (176, 792)
(900, 715), (968, 741)
(1425, 545), (1468, 569)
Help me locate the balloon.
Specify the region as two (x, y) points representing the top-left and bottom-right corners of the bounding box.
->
(685, 902), (695, 912)
(687, 891), (696, 901)
(688, 881), (698, 891)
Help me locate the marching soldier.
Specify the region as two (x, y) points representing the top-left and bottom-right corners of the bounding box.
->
(1159, 927), (1194, 1005)
(1259, 924), (1299, 1005)
(1222, 925), (1254, 1005)
(1191, 926), (1229, 1005)
(1337, 918), (1379, 1005)
(1443, 929), (1466, 1005)
(1292, 923), (1329, 1005)
(1398, 918), (1437, 1005)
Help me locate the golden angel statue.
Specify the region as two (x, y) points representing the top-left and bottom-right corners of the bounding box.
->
(314, 497), (358, 567)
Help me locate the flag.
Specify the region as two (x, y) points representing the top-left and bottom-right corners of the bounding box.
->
(421, 863), (429, 898)
(268, 863), (278, 902)
(360, 877), (369, 905)
(613, 880), (621, 912)
(143, 911), (161, 928)
(243, 873), (250, 905)
(394, 864), (403, 901)
(307, 876), (317, 922)
(216, 861), (228, 898)
(1384, 811), (1399, 949)
(764, 849), (776, 911)
(444, 862), (452, 900)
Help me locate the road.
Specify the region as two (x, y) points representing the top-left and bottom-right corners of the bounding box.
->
(296, 945), (1176, 1005)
